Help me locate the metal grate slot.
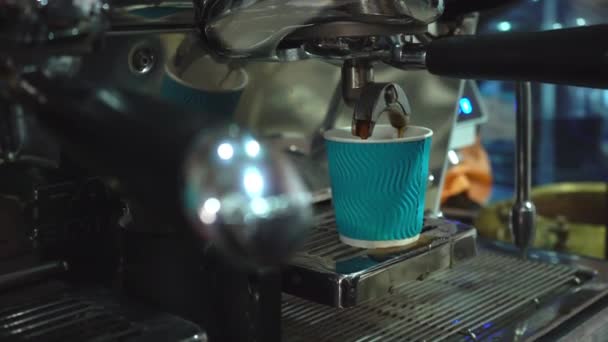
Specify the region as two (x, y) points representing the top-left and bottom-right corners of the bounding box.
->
(1, 302), (92, 333)
(23, 314), (120, 341)
(0, 295), (142, 341)
(0, 298), (78, 324)
(316, 244), (354, 258)
(333, 249), (368, 262)
(283, 252), (586, 342)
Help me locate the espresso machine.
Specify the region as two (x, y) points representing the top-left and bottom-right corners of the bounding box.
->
(1, 0), (608, 341)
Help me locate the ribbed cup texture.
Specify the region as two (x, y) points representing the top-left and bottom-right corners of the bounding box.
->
(160, 74), (243, 116)
(326, 137), (431, 241)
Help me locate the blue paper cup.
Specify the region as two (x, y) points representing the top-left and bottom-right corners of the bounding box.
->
(161, 54), (248, 119)
(324, 125), (433, 248)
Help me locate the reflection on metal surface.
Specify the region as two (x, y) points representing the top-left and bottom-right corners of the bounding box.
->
(0, 0), (108, 43)
(78, 33), (177, 95)
(283, 207), (477, 308)
(109, 1), (194, 34)
(388, 41), (427, 70)
(283, 246), (608, 341)
(183, 127), (314, 268)
(167, 33), (249, 95)
(179, 334), (209, 342)
(476, 183), (607, 259)
(482, 240), (608, 341)
(342, 59), (374, 107)
(76, 32), (462, 215)
(237, 62), (462, 214)
(0, 0), (108, 62)
(195, 0), (444, 60)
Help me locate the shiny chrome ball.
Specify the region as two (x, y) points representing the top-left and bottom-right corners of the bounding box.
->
(183, 126), (313, 268)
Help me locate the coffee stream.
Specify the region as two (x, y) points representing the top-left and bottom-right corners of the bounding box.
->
(353, 120), (372, 140)
(353, 111), (409, 140)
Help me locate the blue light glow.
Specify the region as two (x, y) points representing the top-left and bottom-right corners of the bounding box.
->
(217, 143), (234, 160)
(245, 139), (261, 158)
(497, 21), (512, 32)
(459, 98), (473, 115)
(483, 322), (493, 329)
(243, 167), (264, 197)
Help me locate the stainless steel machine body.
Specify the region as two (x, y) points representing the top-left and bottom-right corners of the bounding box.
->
(192, 0), (442, 61)
(2, 1), (608, 341)
(283, 206), (478, 308)
(74, 31), (462, 215)
(283, 242), (608, 341)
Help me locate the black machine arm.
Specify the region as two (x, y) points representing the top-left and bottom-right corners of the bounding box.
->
(425, 24), (608, 89)
(441, 0), (520, 20)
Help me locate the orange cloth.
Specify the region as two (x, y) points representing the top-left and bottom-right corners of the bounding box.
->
(441, 137), (493, 205)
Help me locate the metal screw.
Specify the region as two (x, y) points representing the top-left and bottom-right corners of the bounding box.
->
(130, 48), (156, 75)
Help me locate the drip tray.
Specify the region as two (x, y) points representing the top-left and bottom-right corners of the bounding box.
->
(282, 251), (597, 342)
(0, 284), (205, 342)
(283, 210), (478, 308)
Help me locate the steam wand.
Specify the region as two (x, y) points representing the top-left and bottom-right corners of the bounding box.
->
(510, 82), (536, 258)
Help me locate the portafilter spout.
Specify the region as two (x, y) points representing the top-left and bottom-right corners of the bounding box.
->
(352, 83), (412, 140)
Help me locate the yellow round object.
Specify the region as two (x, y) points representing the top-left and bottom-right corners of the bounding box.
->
(475, 183), (607, 259)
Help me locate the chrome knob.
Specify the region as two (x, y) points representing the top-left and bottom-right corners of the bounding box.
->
(510, 200), (536, 251)
(183, 127), (313, 269)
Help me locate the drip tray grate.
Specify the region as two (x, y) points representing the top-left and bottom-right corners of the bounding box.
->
(0, 287), (205, 342)
(0, 296), (142, 341)
(282, 251), (589, 342)
(283, 210), (478, 307)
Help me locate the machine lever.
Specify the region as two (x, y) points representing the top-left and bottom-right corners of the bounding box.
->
(426, 25), (608, 89)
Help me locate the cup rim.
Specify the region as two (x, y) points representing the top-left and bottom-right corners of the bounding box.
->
(324, 125), (433, 144)
(164, 54), (249, 93)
